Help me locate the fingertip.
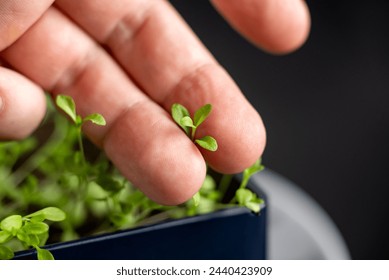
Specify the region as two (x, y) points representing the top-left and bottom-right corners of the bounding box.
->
(202, 103), (267, 174)
(211, 0), (311, 55)
(263, 1), (311, 55)
(0, 68), (46, 140)
(148, 148), (207, 205)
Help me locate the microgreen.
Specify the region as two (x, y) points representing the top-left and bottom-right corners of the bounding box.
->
(171, 103), (219, 206)
(83, 113), (107, 126)
(55, 94), (107, 197)
(55, 95), (77, 124)
(171, 103), (218, 152)
(195, 136), (218, 152)
(193, 104), (212, 128)
(236, 188), (263, 213)
(55, 94), (106, 168)
(55, 95), (106, 128)
(0, 246), (14, 260)
(25, 207), (67, 222)
(0, 207), (65, 260)
(234, 159), (265, 213)
(240, 158), (265, 190)
(171, 103), (190, 135)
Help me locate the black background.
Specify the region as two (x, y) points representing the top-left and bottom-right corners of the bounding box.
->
(169, 0), (389, 260)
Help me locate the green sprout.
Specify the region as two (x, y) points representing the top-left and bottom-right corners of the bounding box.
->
(235, 158), (265, 213)
(0, 207), (66, 260)
(55, 95), (106, 165)
(55, 95), (106, 127)
(171, 103), (219, 207)
(171, 103), (218, 152)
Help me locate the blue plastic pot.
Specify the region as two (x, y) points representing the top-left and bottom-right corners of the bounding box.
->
(14, 178), (266, 260)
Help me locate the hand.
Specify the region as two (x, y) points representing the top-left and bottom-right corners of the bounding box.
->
(0, 0), (310, 204)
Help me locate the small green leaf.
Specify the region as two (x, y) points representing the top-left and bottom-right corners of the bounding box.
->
(0, 231), (12, 243)
(36, 248), (54, 260)
(56, 95), (77, 124)
(195, 136), (218, 151)
(16, 229), (42, 247)
(194, 104), (212, 127)
(236, 188), (253, 205)
(38, 231), (49, 246)
(193, 192), (201, 207)
(171, 103), (190, 124)
(83, 113), (106, 126)
(0, 245), (14, 260)
(30, 214), (45, 223)
(28, 234), (40, 247)
(236, 189), (262, 213)
(0, 215), (22, 234)
(180, 116), (196, 128)
(26, 207), (66, 222)
(16, 230), (30, 244)
(245, 202), (261, 213)
(23, 222), (49, 235)
(171, 103), (190, 135)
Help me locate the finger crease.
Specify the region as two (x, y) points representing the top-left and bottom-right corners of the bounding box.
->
(51, 44), (98, 94)
(162, 62), (216, 107)
(102, 2), (155, 51)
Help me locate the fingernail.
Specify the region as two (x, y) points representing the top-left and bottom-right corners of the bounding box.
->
(0, 96), (3, 113)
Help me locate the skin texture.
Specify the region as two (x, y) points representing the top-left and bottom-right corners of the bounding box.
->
(0, 0), (310, 205)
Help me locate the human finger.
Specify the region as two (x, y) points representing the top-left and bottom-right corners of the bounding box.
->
(55, 0), (266, 174)
(0, 0), (53, 139)
(211, 0), (311, 54)
(1, 7), (206, 205)
(0, 0), (54, 51)
(0, 67), (46, 140)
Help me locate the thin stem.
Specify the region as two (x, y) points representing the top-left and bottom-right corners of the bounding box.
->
(239, 177), (249, 189)
(191, 126), (197, 140)
(77, 126), (86, 167)
(76, 125), (89, 201)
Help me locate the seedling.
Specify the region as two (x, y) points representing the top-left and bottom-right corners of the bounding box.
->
(55, 95), (106, 165)
(0, 207), (65, 260)
(235, 158), (265, 213)
(171, 103), (220, 207)
(171, 103), (218, 152)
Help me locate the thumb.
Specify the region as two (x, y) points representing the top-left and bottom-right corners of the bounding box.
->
(0, 67), (46, 140)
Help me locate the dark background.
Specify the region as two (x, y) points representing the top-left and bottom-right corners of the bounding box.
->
(169, 0), (389, 260)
